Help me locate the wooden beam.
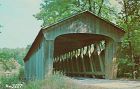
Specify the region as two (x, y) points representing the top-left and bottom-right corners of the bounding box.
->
(97, 44), (104, 72)
(66, 72), (105, 76)
(66, 59), (70, 76)
(89, 56), (94, 72)
(45, 40), (54, 76)
(81, 56), (86, 76)
(91, 53), (97, 72)
(76, 57), (80, 74)
(71, 58), (74, 75)
(61, 58), (64, 73)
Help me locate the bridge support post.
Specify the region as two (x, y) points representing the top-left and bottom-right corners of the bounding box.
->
(105, 41), (118, 79)
(44, 40), (54, 77)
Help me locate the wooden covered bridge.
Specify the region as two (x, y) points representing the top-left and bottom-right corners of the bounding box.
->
(24, 11), (125, 80)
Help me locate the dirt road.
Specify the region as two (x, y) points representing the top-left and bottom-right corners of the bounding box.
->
(71, 77), (140, 89)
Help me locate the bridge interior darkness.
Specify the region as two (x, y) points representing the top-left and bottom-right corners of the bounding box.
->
(53, 33), (111, 78)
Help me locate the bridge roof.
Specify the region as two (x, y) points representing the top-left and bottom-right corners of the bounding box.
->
(24, 11), (125, 62)
(42, 11), (125, 33)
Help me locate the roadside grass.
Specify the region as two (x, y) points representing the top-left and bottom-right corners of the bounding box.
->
(1, 72), (139, 89)
(21, 80), (42, 89)
(22, 72), (77, 89)
(0, 67), (24, 89)
(0, 71), (77, 89)
(0, 75), (22, 89)
(42, 72), (77, 89)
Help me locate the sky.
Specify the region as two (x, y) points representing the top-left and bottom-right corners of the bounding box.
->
(0, 0), (42, 48)
(0, 0), (121, 48)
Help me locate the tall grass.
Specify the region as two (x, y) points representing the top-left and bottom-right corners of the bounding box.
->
(0, 67), (25, 89)
(21, 80), (42, 89)
(22, 72), (77, 89)
(0, 75), (22, 89)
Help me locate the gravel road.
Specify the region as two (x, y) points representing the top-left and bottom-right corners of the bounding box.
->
(71, 77), (140, 89)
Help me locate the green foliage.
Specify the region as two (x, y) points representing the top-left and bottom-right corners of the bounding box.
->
(117, 0), (140, 56)
(0, 50), (13, 61)
(0, 75), (21, 89)
(2, 61), (10, 71)
(0, 66), (25, 89)
(1, 60), (16, 71)
(116, 0), (140, 78)
(18, 67), (25, 81)
(34, 0), (116, 27)
(0, 47), (29, 73)
(21, 80), (41, 89)
(117, 58), (135, 78)
(35, 0), (75, 26)
(0, 48), (29, 66)
(1, 60), (16, 72)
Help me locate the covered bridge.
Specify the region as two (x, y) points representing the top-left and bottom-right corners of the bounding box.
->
(24, 11), (125, 80)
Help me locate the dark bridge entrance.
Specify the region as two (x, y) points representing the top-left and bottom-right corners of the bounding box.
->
(53, 33), (112, 78)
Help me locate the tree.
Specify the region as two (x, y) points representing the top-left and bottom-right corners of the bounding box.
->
(0, 48), (28, 71)
(116, 0), (140, 77)
(34, 0), (116, 27)
(117, 0), (140, 60)
(0, 49), (14, 71)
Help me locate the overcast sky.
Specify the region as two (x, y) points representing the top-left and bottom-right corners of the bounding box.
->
(0, 0), (42, 48)
(0, 0), (120, 48)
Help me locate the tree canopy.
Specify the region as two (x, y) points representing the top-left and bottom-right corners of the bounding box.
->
(117, 0), (140, 59)
(34, 0), (117, 27)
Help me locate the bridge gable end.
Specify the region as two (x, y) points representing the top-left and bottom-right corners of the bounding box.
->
(42, 11), (124, 41)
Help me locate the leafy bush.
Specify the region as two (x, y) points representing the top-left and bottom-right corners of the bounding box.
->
(0, 75), (21, 89)
(117, 58), (135, 78)
(0, 66), (26, 89)
(18, 67), (25, 81)
(1, 59), (16, 72)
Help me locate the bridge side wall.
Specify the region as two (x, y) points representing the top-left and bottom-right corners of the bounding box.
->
(43, 40), (54, 77)
(25, 37), (46, 80)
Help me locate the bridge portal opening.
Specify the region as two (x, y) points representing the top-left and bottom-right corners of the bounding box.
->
(53, 33), (111, 78)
